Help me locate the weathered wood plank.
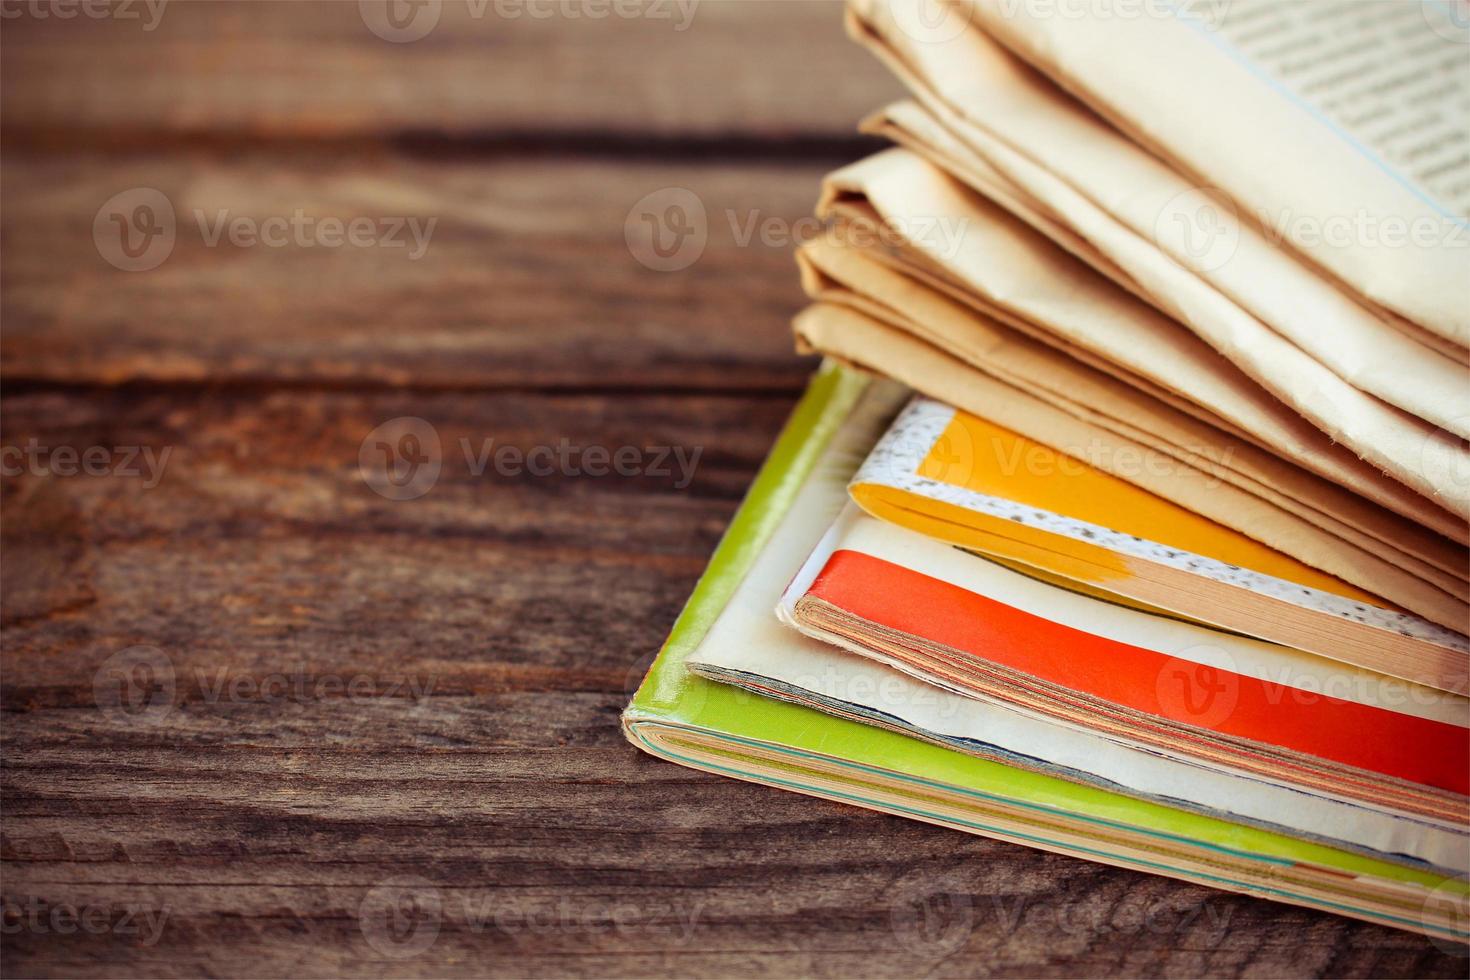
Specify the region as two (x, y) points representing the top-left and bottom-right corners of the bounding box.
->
(0, 0), (900, 145)
(4, 3), (1466, 975)
(1, 152), (836, 388)
(5, 710), (1458, 979)
(2, 390), (1465, 978)
(0, 387), (789, 669)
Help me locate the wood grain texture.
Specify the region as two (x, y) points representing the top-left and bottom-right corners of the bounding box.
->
(2, 2), (1466, 977)
(0, 152), (831, 389)
(0, 0), (900, 146)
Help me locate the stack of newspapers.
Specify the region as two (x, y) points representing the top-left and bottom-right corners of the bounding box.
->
(625, 0), (1469, 940)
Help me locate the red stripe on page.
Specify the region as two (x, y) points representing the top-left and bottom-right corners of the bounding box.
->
(807, 549), (1469, 795)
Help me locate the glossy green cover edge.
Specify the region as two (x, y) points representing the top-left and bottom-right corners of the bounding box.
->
(623, 359), (871, 716)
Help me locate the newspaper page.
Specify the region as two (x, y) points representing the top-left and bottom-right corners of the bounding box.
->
(961, 0), (1470, 346)
(846, 0), (1470, 515)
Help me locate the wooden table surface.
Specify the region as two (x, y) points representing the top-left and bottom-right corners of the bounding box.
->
(1, 3), (1464, 977)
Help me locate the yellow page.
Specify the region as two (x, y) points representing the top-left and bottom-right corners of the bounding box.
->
(880, 407), (1374, 602)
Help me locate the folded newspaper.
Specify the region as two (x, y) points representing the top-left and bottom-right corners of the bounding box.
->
(628, 0), (1470, 942)
(802, 0), (1470, 601)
